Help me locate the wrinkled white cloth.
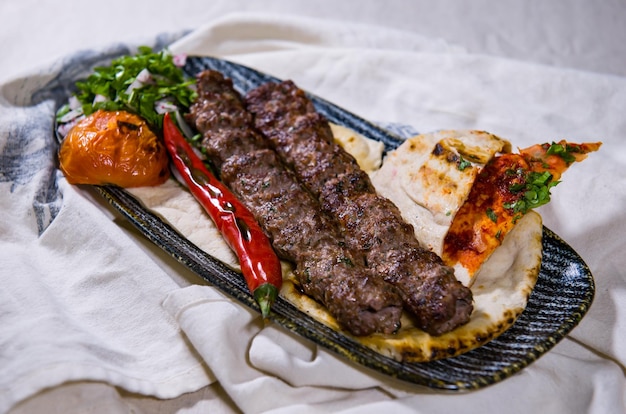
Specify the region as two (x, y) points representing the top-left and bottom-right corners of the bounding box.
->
(0, 107), (215, 412)
(1, 11), (625, 414)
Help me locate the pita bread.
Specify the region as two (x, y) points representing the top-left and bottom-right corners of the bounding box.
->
(329, 123), (384, 173)
(128, 180), (239, 269)
(370, 130), (510, 283)
(128, 126), (543, 362)
(279, 129), (542, 362)
(281, 211), (541, 362)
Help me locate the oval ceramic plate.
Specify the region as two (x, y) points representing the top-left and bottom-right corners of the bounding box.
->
(57, 55), (595, 391)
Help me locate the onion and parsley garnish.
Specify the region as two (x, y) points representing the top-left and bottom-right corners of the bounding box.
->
(503, 141), (588, 215)
(504, 170), (559, 215)
(56, 46), (196, 137)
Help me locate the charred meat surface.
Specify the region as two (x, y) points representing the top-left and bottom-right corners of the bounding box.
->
(245, 81), (473, 335)
(187, 70), (402, 336)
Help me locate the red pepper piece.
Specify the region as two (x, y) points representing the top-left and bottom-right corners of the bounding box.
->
(162, 113), (282, 318)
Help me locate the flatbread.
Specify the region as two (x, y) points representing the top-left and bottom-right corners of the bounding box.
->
(329, 123), (384, 173)
(128, 180), (239, 268)
(370, 130), (510, 266)
(281, 211), (541, 362)
(279, 129), (541, 362)
(128, 126), (543, 362)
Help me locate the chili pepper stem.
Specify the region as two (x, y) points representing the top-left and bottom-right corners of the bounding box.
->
(254, 283), (279, 319)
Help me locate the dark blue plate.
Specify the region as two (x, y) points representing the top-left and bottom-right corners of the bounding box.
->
(58, 55), (595, 391)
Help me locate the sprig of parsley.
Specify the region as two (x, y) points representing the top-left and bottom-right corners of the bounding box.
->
(546, 142), (577, 164)
(74, 46), (196, 131)
(504, 170), (560, 214)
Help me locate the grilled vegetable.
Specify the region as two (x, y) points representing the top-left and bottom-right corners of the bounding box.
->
(162, 113), (282, 318)
(58, 110), (170, 187)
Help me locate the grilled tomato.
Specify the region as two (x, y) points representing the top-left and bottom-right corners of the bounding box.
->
(58, 110), (170, 187)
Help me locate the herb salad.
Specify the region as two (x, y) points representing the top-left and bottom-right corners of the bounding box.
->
(56, 46), (196, 137)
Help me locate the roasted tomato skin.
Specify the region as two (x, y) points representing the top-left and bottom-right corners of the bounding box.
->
(58, 110), (170, 187)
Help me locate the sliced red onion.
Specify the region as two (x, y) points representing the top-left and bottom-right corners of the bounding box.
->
(93, 94), (108, 104)
(58, 108), (84, 124)
(154, 100), (178, 114)
(125, 68), (154, 95)
(174, 110), (195, 140)
(173, 54), (187, 67)
(57, 115), (85, 138)
(135, 68), (153, 83)
(68, 95), (82, 110)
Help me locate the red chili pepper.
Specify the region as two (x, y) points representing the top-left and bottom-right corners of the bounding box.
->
(162, 112), (282, 318)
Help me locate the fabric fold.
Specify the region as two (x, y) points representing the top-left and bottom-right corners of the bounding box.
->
(161, 286), (402, 413)
(0, 41), (214, 413)
(168, 12), (466, 58)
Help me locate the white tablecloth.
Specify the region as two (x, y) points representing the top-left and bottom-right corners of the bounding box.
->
(1, 2), (625, 413)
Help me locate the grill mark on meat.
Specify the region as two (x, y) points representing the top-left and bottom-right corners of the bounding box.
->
(187, 70), (402, 336)
(245, 81), (473, 335)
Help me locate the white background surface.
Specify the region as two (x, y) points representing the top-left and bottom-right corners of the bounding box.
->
(1, 1), (625, 413)
(2, 0), (626, 83)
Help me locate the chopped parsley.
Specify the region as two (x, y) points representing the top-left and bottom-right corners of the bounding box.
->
(504, 170), (560, 214)
(74, 46), (196, 131)
(486, 208), (498, 223)
(457, 156), (472, 171)
(546, 142), (576, 164)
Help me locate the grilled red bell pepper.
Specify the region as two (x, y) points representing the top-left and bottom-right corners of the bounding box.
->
(162, 112), (282, 318)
